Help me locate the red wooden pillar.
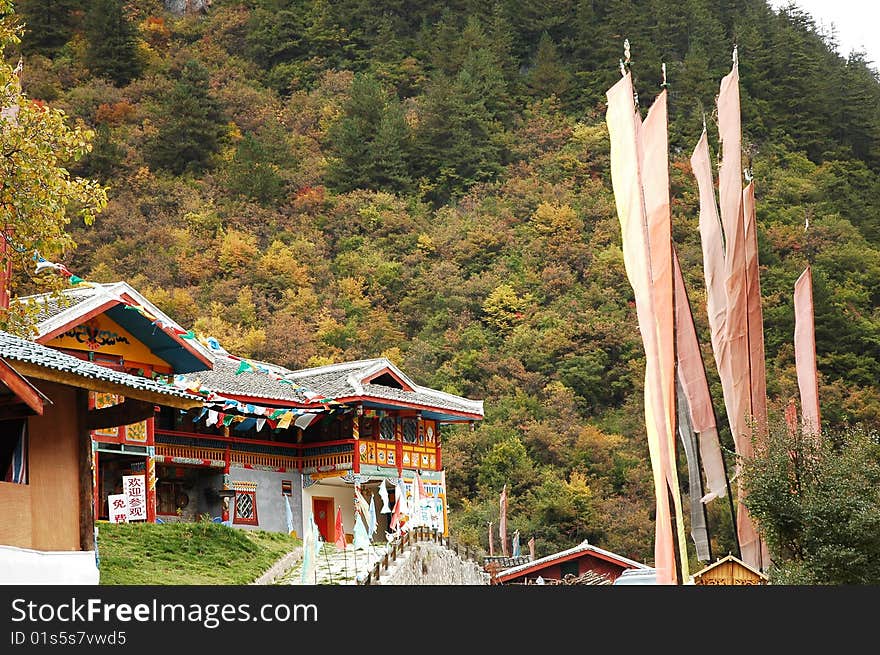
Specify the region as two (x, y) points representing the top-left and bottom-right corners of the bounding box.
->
(146, 456), (156, 523)
(395, 416), (403, 477)
(352, 414), (360, 474)
(222, 426), (231, 523)
(146, 415), (156, 523)
(93, 448), (101, 521)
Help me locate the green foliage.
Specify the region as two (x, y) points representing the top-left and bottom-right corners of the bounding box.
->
(742, 420), (880, 584)
(224, 133), (287, 204)
(83, 0), (142, 86)
(16, 0), (83, 57)
(325, 73), (413, 194)
(145, 59), (226, 174)
(20, 0), (880, 573)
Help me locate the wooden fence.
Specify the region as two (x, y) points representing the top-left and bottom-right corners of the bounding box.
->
(358, 526), (482, 585)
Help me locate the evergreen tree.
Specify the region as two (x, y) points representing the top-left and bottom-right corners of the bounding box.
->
(525, 32), (573, 103)
(325, 73), (413, 194)
(245, 0), (309, 69)
(83, 0), (142, 86)
(225, 133), (286, 205)
(146, 60), (226, 175)
(413, 69), (505, 205)
(16, 0), (82, 56)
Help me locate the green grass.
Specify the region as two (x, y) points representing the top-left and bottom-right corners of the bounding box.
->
(96, 520), (301, 585)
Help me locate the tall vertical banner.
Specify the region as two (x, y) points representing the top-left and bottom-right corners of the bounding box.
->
(673, 249), (728, 503)
(641, 88), (690, 581)
(794, 266), (821, 438)
(606, 70), (677, 584)
(743, 181), (768, 436)
(499, 484), (508, 557)
(712, 55), (764, 570)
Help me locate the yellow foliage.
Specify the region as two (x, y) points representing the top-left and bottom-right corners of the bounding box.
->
(531, 202), (581, 236)
(257, 240), (312, 288)
(217, 228), (258, 273)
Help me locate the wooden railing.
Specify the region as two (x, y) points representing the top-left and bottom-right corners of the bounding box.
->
(154, 428), (355, 471)
(154, 443), (226, 463)
(359, 527), (481, 585)
(300, 451), (352, 471)
(229, 451), (300, 470)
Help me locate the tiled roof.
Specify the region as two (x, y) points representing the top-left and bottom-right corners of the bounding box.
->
(0, 330), (203, 402)
(284, 358), (484, 417)
(181, 355), (484, 418)
(494, 539), (649, 582)
(20, 287), (95, 324)
(183, 356), (309, 403)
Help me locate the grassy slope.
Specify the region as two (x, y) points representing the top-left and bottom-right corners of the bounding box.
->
(96, 520), (300, 585)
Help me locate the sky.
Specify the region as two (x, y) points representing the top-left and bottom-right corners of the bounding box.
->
(769, 0), (880, 70)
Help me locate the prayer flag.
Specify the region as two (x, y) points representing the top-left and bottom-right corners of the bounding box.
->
(378, 479), (391, 513)
(794, 266), (821, 439)
(334, 506), (346, 550)
(353, 512), (370, 550)
(499, 484), (508, 557)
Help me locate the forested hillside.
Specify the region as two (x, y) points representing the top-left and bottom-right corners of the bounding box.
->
(11, 0), (880, 565)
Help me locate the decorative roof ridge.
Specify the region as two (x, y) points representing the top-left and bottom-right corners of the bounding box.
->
(284, 357), (388, 378)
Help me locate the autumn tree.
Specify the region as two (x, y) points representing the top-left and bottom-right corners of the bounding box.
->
(0, 1), (107, 331)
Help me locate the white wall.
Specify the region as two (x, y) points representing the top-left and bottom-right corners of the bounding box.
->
(226, 467), (302, 536)
(0, 545), (99, 585)
(301, 480), (357, 543)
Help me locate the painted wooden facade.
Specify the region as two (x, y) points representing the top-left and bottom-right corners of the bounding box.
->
(0, 331), (202, 583)
(20, 282), (484, 544)
(492, 539), (648, 585)
(692, 554), (769, 585)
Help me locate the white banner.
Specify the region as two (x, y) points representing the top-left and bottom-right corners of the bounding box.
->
(108, 494), (128, 523)
(122, 474), (147, 522)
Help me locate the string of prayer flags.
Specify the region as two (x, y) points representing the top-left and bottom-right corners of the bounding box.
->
(276, 411), (294, 430)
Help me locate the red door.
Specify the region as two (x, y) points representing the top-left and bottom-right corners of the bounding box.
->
(313, 497), (332, 542)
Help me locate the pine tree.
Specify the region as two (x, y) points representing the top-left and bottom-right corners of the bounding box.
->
(16, 0), (82, 56)
(325, 73), (413, 194)
(83, 0), (142, 86)
(413, 69), (505, 205)
(525, 32), (573, 103)
(146, 59), (226, 175)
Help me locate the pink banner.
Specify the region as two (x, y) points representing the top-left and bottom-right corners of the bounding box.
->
(673, 249), (728, 502)
(606, 72), (677, 584)
(691, 131), (727, 364)
(642, 90), (689, 579)
(743, 181), (768, 436)
(716, 57), (762, 570)
(794, 266), (821, 438)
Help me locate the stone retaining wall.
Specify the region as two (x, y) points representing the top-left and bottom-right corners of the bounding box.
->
(383, 542), (490, 585)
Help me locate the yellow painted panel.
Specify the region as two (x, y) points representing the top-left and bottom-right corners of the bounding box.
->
(47, 313), (171, 368)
